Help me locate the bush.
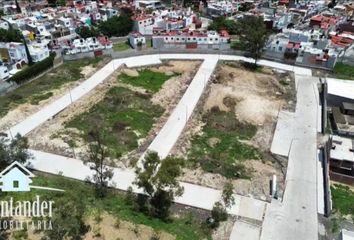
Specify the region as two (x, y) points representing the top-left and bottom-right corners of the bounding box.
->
(284, 51), (298, 59)
(9, 52), (56, 84)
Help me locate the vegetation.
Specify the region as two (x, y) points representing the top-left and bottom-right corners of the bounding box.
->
(0, 134), (31, 170)
(333, 62), (354, 80)
(134, 152), (184, 220)
(86, 130), (113, 198)
(0, 28), (23, 43)
(238, 16), (269, 66)
(331, 184), (354, 221)
(9, 52), (56, 84)
(119, 69), (173, 93)
(113, 41), (131, 52)
(98, 12), (133, 37)
(2, 174), (211, 240)
(75, 26), (100, 38)
(66, 87), (164, 158)
(0, 57), (102, 117)
(208, 17), (239, 35)
(188, 107), (261, 179)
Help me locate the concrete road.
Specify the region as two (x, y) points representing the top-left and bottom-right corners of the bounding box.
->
(27, 149), (267, 220)
(261, 75), (319, 240)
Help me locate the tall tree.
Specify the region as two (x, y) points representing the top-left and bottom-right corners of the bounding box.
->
(222, 181), (235, 208)
(0, 134), (31, 170)
(238, 16), (268, 66)
(86, 130), (113, 198)
(15, 0), (21, 13)
(134, 152), (184, 220)
(22, 37), (33, 65)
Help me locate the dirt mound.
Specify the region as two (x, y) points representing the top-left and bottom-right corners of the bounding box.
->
(122, 68), (139, 77)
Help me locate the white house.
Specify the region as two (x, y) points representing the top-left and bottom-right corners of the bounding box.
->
(0, 161), (35, 192)
(29, 41), (50, 62)
(133, 15), (155, 35)
(129, 32), (146, 49)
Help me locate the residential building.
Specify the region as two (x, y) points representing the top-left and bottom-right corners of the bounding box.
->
(152, 29), (230, 49)
(329, 135), (354, 184)
(129, 32), (146, 49)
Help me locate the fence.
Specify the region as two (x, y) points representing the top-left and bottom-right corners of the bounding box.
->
(330, 171), (354, 185)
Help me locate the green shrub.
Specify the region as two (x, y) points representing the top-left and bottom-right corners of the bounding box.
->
(9, 52), (56, 84)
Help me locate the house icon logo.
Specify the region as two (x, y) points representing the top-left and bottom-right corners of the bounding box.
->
(0, 161), (63, 192)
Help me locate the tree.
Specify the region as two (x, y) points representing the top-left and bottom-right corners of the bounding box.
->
(22, 37), (33, 65)
(134, 152), (184, 220)
(209, 201), (228, 228)
(238, 16), (269, 66)
(98, 14), (133, 37)
(86, 130), (113, 198)
(208, 17), (239, 35)
(0, 28), (22, 42)
(15, 0), (21, 13)
(76, 26), (99, 38)
(44, 194), (87, 240)
(0, 134), (31, 170)
(222, 181), (235, 208)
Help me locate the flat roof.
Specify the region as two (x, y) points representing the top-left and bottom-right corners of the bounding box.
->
(331, 135), (354, 162)
(342, 229), (354, 240)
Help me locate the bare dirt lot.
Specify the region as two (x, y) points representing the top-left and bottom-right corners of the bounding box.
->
(0, 58), (110, 132)
(173, 62), (295, 201)
(26, 61), (201, 167)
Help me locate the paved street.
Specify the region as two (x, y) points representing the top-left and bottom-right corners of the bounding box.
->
(27, 149), (268, 220)
(261, 75), (319, 240)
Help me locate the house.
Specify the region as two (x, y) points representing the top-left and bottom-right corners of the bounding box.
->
(133, 15), (155, 35)
(135, 0), (162, 9)
(129, 32), (146, 49)
(0, 42), (28, 64)
(329, 103), (354, 136)
(152, 29), (230, 50)
(0, 64), (9, 81)
(28, 40), (50, 62)
(341, 229), (354, 240)
(0, 161), (35, 192)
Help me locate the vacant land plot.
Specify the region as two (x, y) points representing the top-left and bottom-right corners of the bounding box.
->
(66, 86), (164, 158)
(174, 62), (295, 200)
(332, 63), (354, 80)
(331, 184), (354, 219)
(27, 61), (201, 165)
(4, 174), (211, 240)
(113, 41), (131, 52)
(0, 57), (106, 130)
(119, 69), (175, 93)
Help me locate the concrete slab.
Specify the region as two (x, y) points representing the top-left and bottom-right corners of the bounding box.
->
(229, 221), (261, 240)
(270, 111), (295, 157)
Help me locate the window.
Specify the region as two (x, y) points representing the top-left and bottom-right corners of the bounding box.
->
(279, 47), (282, 51)
(13, 181), (19, 188)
